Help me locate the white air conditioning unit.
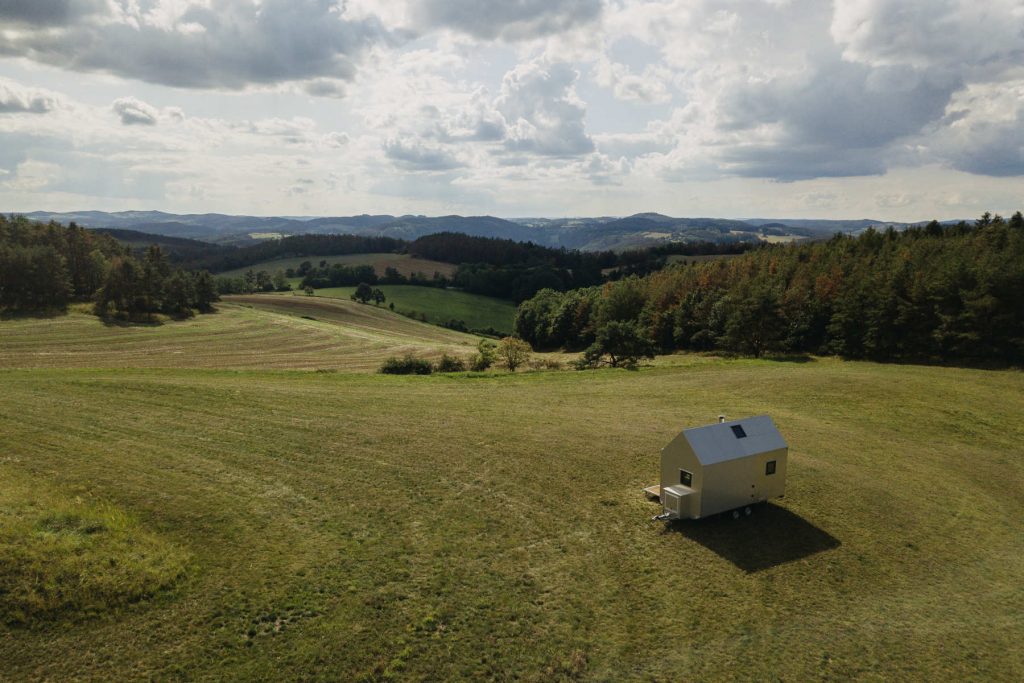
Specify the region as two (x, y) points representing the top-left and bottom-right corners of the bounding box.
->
(662, 489), (682, 518)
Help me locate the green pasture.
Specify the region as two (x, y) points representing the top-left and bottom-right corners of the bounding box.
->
(313, 285), (516, 335)
(217, 253), (456, 280)
(0, 309), (1021, 680)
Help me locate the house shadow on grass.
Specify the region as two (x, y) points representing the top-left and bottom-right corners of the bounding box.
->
(663, 503), (839, 573)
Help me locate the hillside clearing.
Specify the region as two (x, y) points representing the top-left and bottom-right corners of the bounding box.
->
(0, 298), (480, 371)
(0, 355), (1021, 680)
(312, 285), (516, 334)
(217, 253), (456, 279)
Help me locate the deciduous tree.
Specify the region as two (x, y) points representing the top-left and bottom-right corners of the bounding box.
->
(352, 282), (374, 304)
(578, 320), (656, 368)
(497, 337), (531, 372)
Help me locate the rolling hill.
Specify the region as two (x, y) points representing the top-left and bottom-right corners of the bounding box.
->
(311, 285), (516, 334)
(0, 312), (1020, 679)
(20, 211), (540, 246)
(89, 228), (232, 263)
(0, 297), (480, 371)
(15, 210), (946, 251)
(551, 214), (763, 250)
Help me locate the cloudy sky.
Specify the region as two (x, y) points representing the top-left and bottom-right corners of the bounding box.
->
(0, 0), (1021, 220)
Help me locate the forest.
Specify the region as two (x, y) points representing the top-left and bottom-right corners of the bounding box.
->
(0, 215), (218, 319)
(514, 212), (1024, 365)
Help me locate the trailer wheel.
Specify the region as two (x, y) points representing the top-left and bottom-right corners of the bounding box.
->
(732, 510), (740, 520)
(744, 506), (752, 516)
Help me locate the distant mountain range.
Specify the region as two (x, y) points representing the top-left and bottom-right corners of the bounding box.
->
(16, 210), (938, 251)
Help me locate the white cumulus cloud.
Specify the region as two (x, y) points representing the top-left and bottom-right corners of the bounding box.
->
(0, 0), (391, 91)
(496, 61), (594, 157)
(0, 78), (61, 114)
(112, 97), (159, 126)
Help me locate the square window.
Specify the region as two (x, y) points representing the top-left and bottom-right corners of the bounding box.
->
(766, 460), (776, 475)
(680, 470), (693, 487)
(731, 425), (747, 438)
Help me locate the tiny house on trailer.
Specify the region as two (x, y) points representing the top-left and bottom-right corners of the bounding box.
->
(652, 415), (788, 520)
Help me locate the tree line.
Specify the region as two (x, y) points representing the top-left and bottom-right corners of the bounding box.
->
(408, 232), (618, 269)
(192, 234), (404, 273)
(1, 216), (123, 311)
(93, 245), (218, 319)
(297, 262), (447, 290)
(608, 240), (755, 280)
(0, 215), (218, 319)
(196, 230), (751, 303)
(194, 229), (755, 279)
(214, 268), (292, 294)
(420, 233), (756, 302)
(514, 213), (1024, 366)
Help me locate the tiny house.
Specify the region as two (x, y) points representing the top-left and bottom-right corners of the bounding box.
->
(655, 415), (787, 520)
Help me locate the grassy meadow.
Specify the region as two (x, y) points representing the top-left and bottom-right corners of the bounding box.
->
(0, 297), (480, 371)
(213, 250), (516, 333)
(217, 253), (457, 280)
(312, 285), (517, 334)
(0, 300), (1022, 680)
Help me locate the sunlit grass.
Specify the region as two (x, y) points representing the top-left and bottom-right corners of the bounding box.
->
(0, 298), (481, 371)
(0, 472), (189, 626)
(313, 284), (516, 334)
(0, 354), (1021, 679)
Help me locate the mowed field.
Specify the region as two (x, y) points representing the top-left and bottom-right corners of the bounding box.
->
(217, 253), (457, 279)
(213, 253), (516, 333)
(313, 285), (517, 334)
(0, 296), (480, 371)
(1, 306), (1022, 680)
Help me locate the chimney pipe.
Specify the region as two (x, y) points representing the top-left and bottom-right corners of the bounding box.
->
(719, 415), (726, 423)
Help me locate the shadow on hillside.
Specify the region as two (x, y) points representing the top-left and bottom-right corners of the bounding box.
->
(99, 317), (164, 328)
(0, 308), (67, 320)
(664, 503), (839, 573)
(97, 309), (217, 327)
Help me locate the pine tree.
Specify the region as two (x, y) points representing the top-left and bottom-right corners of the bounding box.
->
(192, 271), (219, 312)
(163, 270), (195, 318)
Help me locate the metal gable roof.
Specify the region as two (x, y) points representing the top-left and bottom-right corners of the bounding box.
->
(683, 415), (786, 465)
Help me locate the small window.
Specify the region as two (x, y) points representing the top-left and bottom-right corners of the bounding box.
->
(765, 460), (776, 475)
(731, 425), (747, 438)
(680, 470), (693, 487)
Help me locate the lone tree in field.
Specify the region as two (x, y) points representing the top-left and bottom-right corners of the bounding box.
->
(352, 282), (374, 304)
(372, 288), (385, 306)
(497, 337), (531, 372)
